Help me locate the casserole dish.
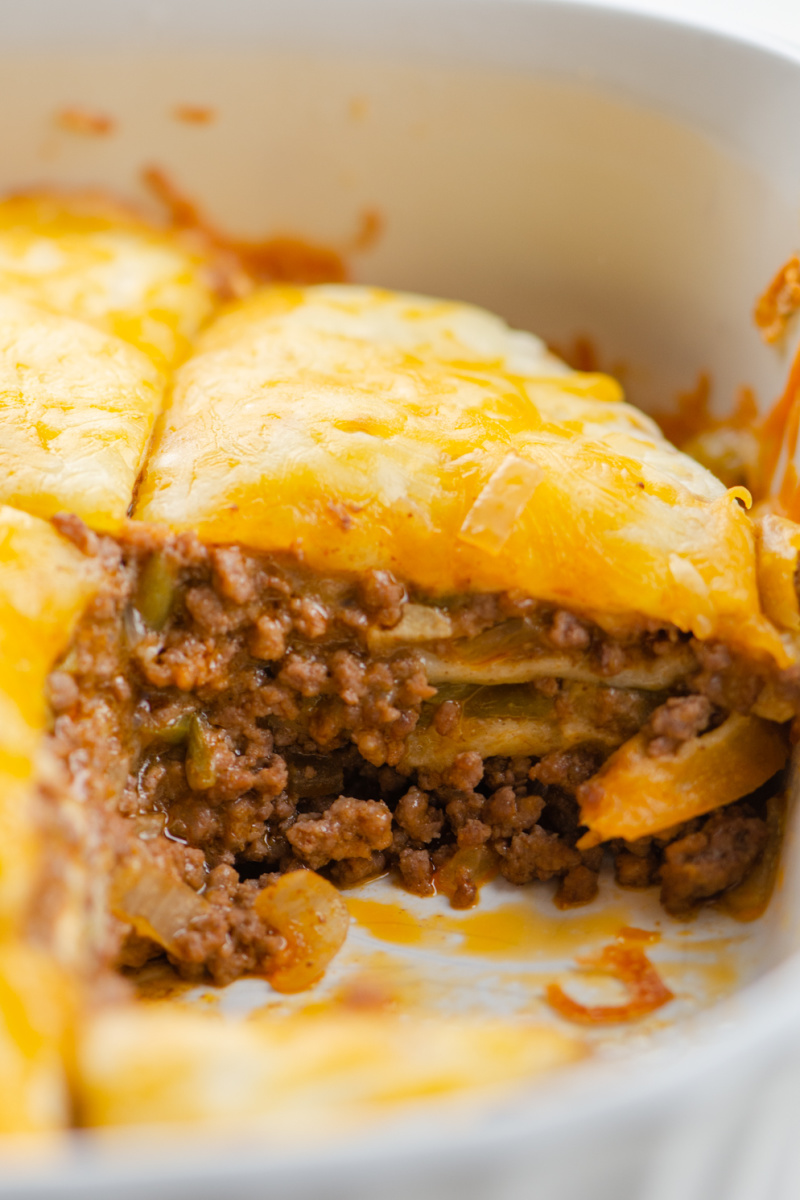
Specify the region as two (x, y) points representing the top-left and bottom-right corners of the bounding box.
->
(3, 1), (800, 1197)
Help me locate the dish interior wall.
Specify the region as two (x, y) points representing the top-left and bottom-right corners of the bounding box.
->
(0, 48), (798, 419)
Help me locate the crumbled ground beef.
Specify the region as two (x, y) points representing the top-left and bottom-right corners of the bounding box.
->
(692, 640), (766, 713)
(170, 865), (286, 986)
(443, 751), (485, 792)
(43, 519), (785, 984)
(358, 569), (406, 629)
(433, 699), (462, 737)
(498, 826), (582, 885)
(397, 847), (435, 896)
(531, 746), (603, 791)
(286, 797), (393, 869)
(646, 695), (712, 757)
(548, 610), (590, 650)
(555, 864), (599, 908)
(329, 851), (388, 888)
(659, 805), (767, 914)
(614, 850), (658, 889)
(482, 786), (544, 838)
(395, 786), (443, 843)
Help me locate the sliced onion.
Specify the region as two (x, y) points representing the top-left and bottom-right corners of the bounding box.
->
(110, 860), (209, 956)
(367, 603), (453, 651)
(435, 845), (499, 908)
(255, 870), (350, 994)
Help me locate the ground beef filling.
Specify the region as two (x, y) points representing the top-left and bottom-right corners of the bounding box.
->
(43, 519), (780, 985)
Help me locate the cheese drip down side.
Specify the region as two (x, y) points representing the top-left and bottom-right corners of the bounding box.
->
(135, 284), (787, 665)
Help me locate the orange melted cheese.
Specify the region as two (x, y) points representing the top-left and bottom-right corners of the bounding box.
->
(135, 284), (788, 664)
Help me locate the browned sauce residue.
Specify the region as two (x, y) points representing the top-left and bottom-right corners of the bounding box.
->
(337, 974), (396, 1011)
(56, 107), (115, 136)
(173, 105), (216, 126)
(755, 255), (800, 345)
(653, 370), (714, 448)
(142, 165), (380, 290)
(349, 208), (384, 253)
(347, 895), (637, 961)
(651, 372), (759, 445)
(545, 927), (673, 1025)
(549, 334), (627, 381)
(692, 256), (800, 514)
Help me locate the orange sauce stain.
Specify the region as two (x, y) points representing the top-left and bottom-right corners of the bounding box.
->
(760, 346), (800, 516)
(755, 255), (800, 344)
(453, 904), (635, 960)
(651, 375), (759, 454)
(141, 166), (382, 295)
(347, 895), (639, 962)
(548, 333), (627, 383)
(347, 897), (428, 947)
(712, 255), (800, 512)
(545, 929), (673, 1025)
(654, 370), (713, 447)
(251, 950), (425, 1022)
(55, 107), (115, 136)
(349, 207), (384, 253)
(142, 165), (346, 291)
(173, 105), (216, 125)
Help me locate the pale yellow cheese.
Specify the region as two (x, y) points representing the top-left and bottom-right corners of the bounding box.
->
(0, 295), (164, 530)
(0, 512), (101, 1133)
(79, 1005), (580, 1131)
(0, 193), (217, 370)
(0, 943), (73, 1133)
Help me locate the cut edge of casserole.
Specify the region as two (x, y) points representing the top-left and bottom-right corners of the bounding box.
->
(0, 194), (799, 1133)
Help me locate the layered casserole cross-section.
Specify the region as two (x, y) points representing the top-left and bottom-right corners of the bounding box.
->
(0, 194), (799, 1132)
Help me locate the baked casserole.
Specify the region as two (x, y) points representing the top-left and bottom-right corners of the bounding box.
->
(0, 191), (798, 1131)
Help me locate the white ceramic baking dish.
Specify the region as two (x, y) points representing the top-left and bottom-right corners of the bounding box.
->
(3, 1), (800, 1197)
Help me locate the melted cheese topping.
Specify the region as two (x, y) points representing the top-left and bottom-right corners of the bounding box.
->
(137, 284), (785, 662)
(0, 193), (217, 370)
(0, 295), (164, 529)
